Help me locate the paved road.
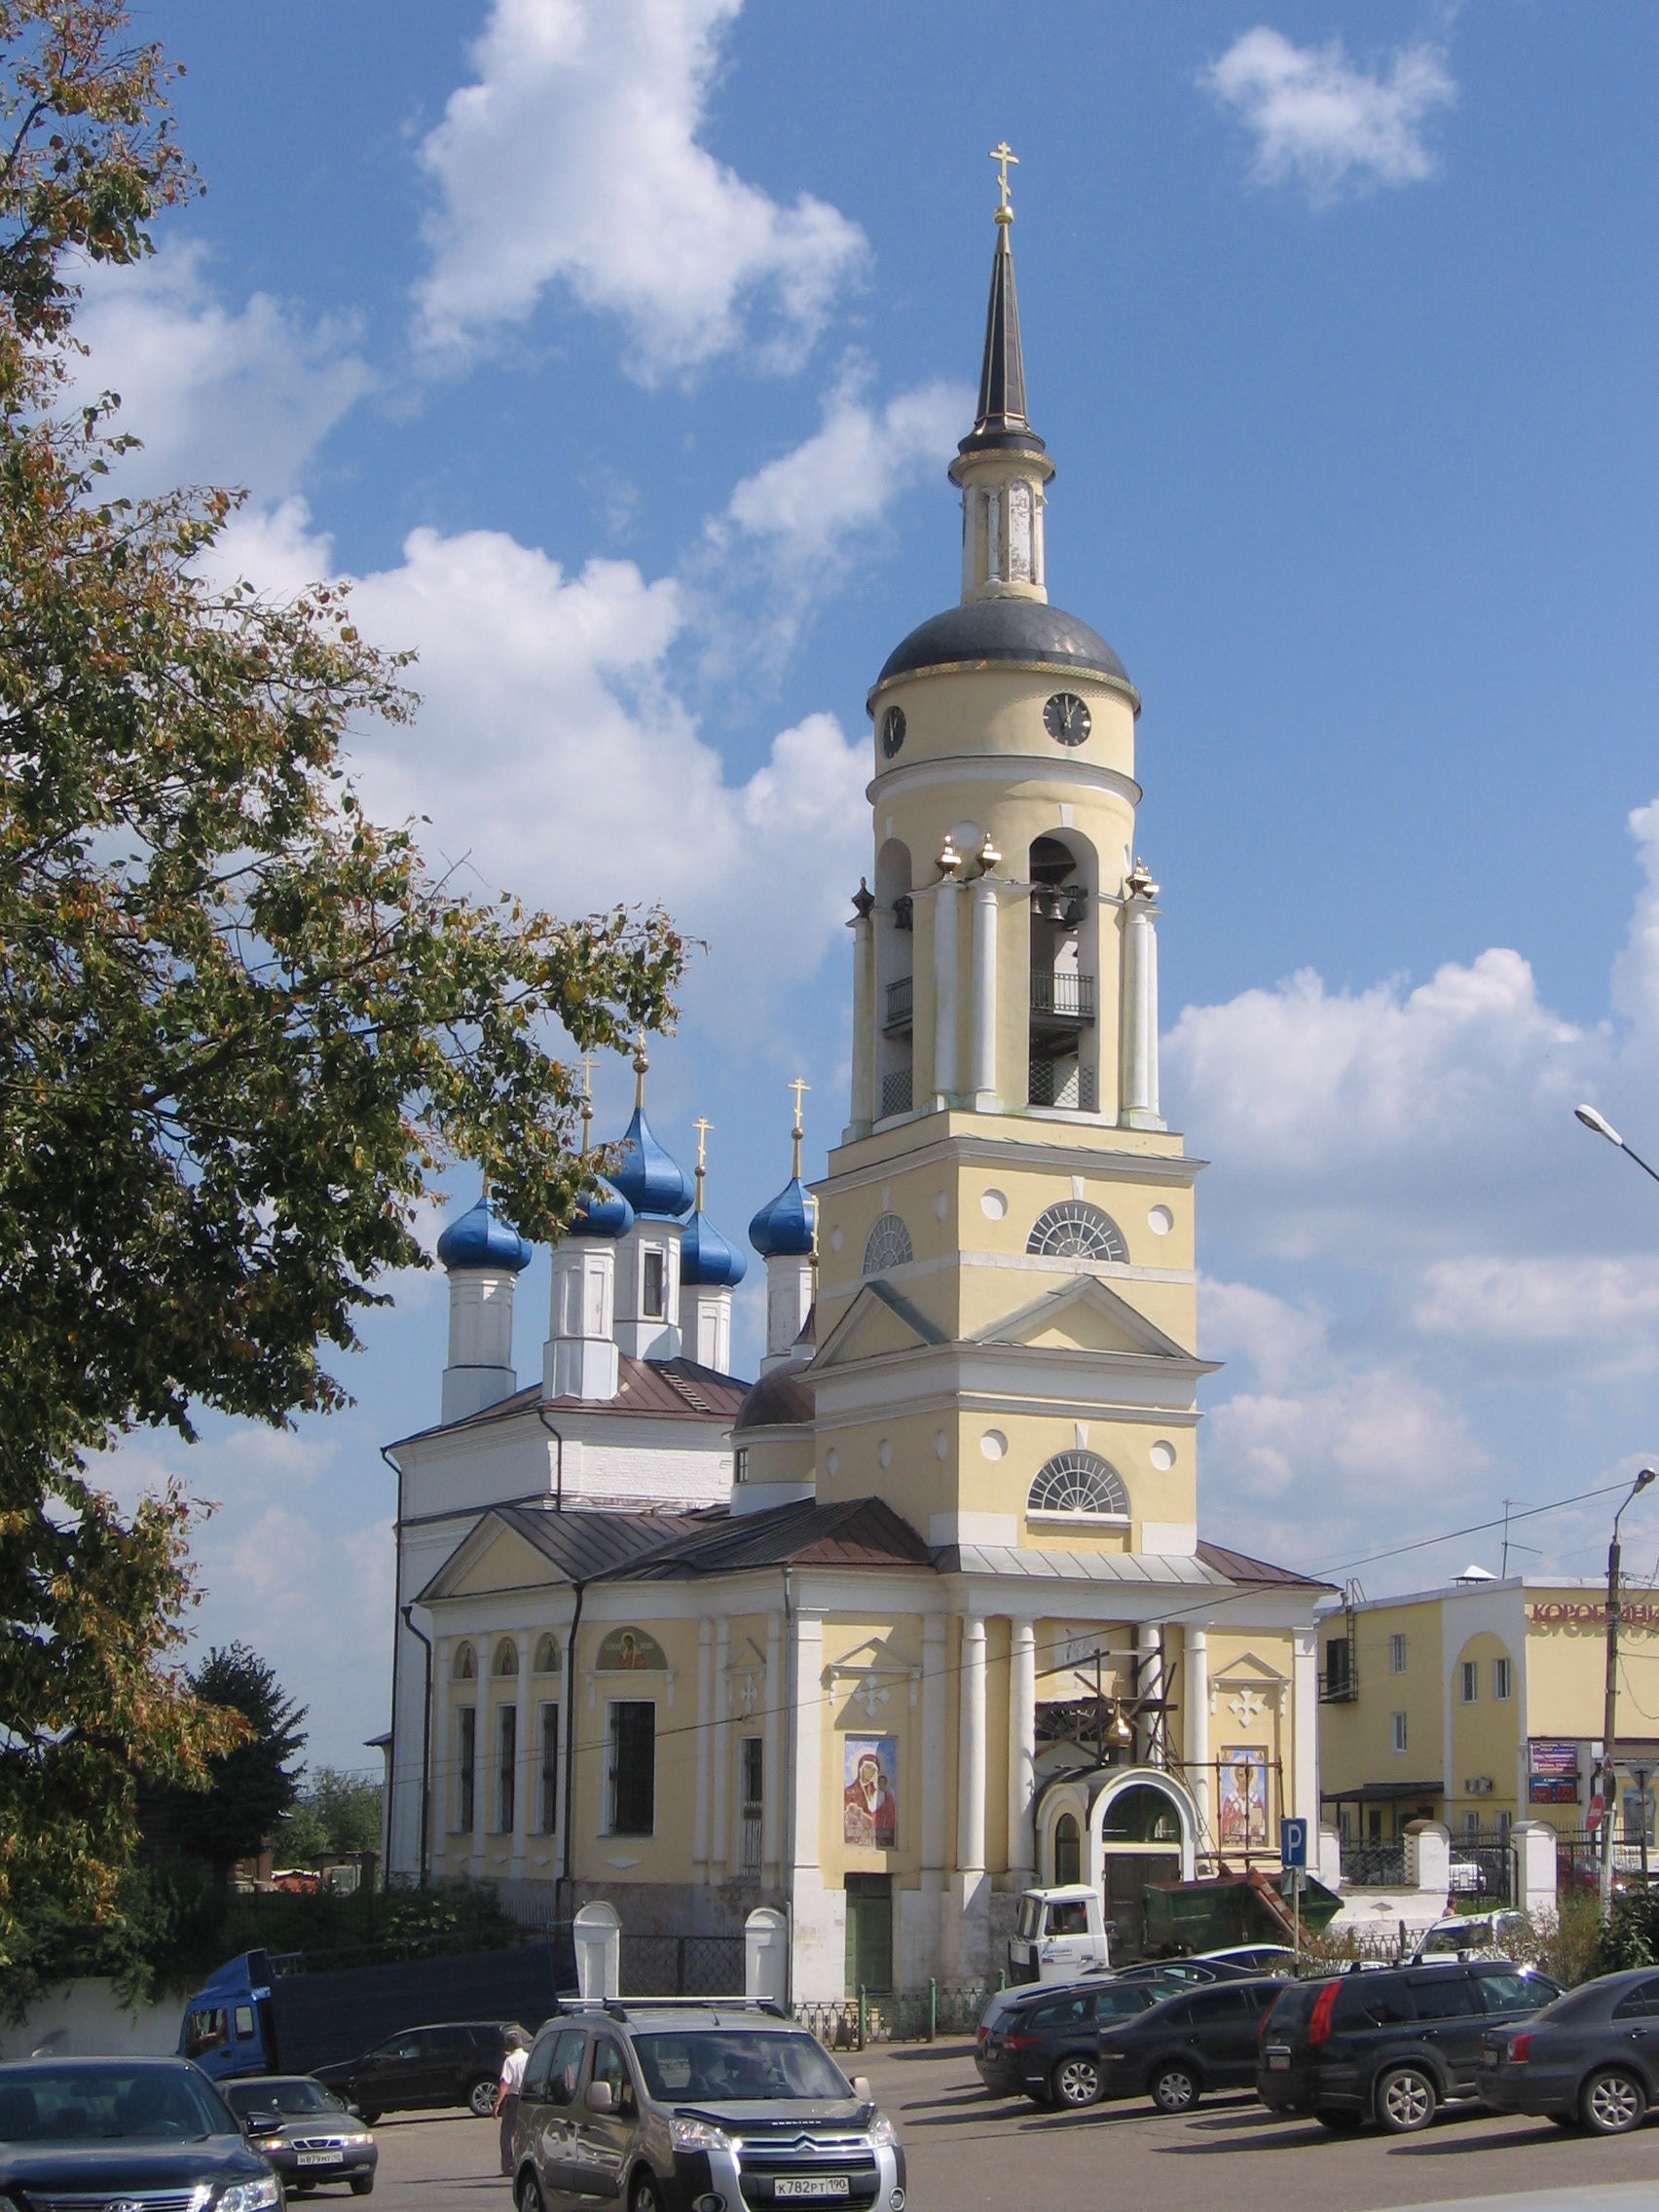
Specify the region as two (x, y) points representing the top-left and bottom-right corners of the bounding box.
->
(348, 2043), (1659, 2212)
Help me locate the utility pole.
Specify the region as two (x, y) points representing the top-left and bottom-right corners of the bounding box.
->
(1602, 1468), (1657, 1909)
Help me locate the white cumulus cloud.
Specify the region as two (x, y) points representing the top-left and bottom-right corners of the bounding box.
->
(1200, 26), (1457, 202)
(413, 0), (865, 380)
(69, 243), (373, 499)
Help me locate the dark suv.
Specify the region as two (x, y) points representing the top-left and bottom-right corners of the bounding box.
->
(1095, 1978), (1285, 2114)
(1257, 1962), (1561, 2133)
(0, 2056), (278, 2210)
(510, 2000), (904, 2212)
(314, 2019), (527, 2120)
(977, 1979), (1162, 2106)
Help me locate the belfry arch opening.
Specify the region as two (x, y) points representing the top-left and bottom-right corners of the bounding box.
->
(1027, 832), (1098, 1113)
(874, 837), (914, 1121)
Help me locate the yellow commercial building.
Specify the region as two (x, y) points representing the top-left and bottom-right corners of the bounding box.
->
(1319, 1571), (1659, 1863)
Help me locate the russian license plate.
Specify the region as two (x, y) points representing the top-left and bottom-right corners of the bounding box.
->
(1268, 2051), (1291, 2072)
(775, 2180), (850, 2200)
(297, 2152), (345, 2166)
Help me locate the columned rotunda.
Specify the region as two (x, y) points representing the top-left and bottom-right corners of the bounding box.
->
(382, 174), (1330, 1999)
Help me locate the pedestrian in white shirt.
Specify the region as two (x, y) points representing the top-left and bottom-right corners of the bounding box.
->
(497, 2029), (531, 2175)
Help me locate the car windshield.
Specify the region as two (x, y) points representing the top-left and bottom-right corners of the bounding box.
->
(1422, 1922), (1489, 1954)
(632, 2032), (852, 2105)
(225, 2080), (342, 2118)
(0, 2065), (233, 2144)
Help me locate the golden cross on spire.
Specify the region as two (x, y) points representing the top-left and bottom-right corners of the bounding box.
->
(989, 140), (1018, 223)
(789, 1076), (809, 1180)
(632, 1027), (649, 1111)
(578, 1052), (596, 1155)
(692, 1116), (713, 1172)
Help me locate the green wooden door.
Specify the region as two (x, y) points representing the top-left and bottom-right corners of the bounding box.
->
(844, 1875), (893, 1995)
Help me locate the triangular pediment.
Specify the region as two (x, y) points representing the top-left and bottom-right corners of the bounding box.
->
(1213, 1647), (1288, 1687)
(813, 1279), (948, 1371)
(421, 1514), (568, 1604)
(974, 1275), (1214, 1367)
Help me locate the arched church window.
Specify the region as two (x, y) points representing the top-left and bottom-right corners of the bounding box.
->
(862, 1213), (913, 1275)
(1053, 1812), (1081, 1887)
(533, 1634), (561, 1675)
(453, 1642), (476, 1681)
(1027, 1451), (1129, 1522)
(492, 1638), (519, 1677)
(1027, 1200), (1127, 1263)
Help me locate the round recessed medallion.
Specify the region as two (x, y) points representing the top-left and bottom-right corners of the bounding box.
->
(981, 1429), (1008, 1461)
(1150, 1439), (1176, 1472)
(980, 1188), (1008, 1221)
(1148, 1204), (1174, 1236)
(880, 705), (906, 758)
(1044, 691), (1090, 747)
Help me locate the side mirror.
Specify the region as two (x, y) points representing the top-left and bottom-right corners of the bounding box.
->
(243, 2111), (280, 2134)
(851, 2077), (871, 2101)
(586, 2081), (613, 2115)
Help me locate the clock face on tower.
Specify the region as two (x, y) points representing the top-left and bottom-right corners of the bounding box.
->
(880, 706), (906, 758)
(1044, 691), (1090, 747)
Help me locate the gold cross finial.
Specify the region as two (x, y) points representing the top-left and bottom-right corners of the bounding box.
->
(692, 1116), (713, 1172)
(989, 140), (1018, 224)
(632, 1027), (649, 1110)
(578, 1052), (596, 1155)
(789, 1076), (810, 1134)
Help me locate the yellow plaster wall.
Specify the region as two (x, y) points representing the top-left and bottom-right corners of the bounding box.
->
(1448, 1629), (1520, 1824)
(1317, 1600), (1444, 1816)
(813, 1615), (931, 1889)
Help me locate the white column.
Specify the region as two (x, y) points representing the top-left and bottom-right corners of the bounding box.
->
(512, 1632), (533, 1868)
(959, 492), (975, 598)
(1135, 1623), (1165, 1766)
(790, 1614), (823, 1882)
(1293, 1627), (1319, 1834)
(1008, 1619), (1036, 1881)
(971, 877), (999, 1111)
(849, 901), (876, 1140)
(763, 1611), (783, 1882)
(1120, 901), (1165, 1130)
(694, 1619), (713, 1883)
(933, 876), (961, 1106)
(985, 488), (1001, 583)
(921, 1615), (947, 1877)
(958, 1616), (987, 1874)
(713, 1619), (730, 1879)
(1184, 1627), (1210, 1853)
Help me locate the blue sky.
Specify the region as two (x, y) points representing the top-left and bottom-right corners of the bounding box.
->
(100, 2), (1659, 1765)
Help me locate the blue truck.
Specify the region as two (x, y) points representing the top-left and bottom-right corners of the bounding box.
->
(179, 1940), (570, 2082)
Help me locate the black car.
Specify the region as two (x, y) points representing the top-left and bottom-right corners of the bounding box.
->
(1096, 1977), (1285, 2114)
(224, 2074), (378, 2194)
(977, 1979), (1163, 2107)
(313, 2020), (526, 2121)
(1257, 1961), (1561, 2133)
(0, 2055), (279, 2210)
(1478, 1966), (1659, 2134)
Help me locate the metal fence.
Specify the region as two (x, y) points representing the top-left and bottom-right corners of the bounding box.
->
(794, 1981), (994, 2050)
(1337, 1840), (1407, 1887)
(618, 1933), (746, 1998)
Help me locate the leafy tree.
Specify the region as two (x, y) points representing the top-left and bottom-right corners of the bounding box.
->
(144, 1647), (307, 1892)
(276, 1768), (383, 1866)
(0, 0), (685, 1979)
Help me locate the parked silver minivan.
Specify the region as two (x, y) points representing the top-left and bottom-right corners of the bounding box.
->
(511, 1999), (905, 2212)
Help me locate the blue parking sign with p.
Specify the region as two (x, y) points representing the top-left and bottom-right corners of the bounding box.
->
(1280, 1817), (1308, 1868)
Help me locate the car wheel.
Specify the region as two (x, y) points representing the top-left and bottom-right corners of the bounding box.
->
(1582, 2068), (1646, 2136)
(467, 2076), (498, 2119)
(631, 2173), (665, 2212)
(516, 2172), (546, 2212)
(357, 2110), (380, 2126)
(1376, 2067), (1436, 2135)
(350, 2180), (375, 2197)
(1151, 2064), (1199, 2116)
(1316, 2111), (1364, 2131)
(1052, 2055), (1102, 2108)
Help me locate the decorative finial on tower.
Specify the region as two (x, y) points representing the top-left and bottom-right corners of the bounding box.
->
(938, 832), (963, 877)
(789, 1077), (809, 1179)
(578, 1052), (596, 1156)
(989, 139), (1018, 226)
(632, 1029), (649, 1110)
(852, 877), (875, 921)
(691, 1115), (713, 1211)
(977, 831), (1002, 876)
(1124, 856), (1160, 901)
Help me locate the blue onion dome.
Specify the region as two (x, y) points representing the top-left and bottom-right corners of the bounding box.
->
(610, 1105), (694, 1220)
(749, 1175), (815, 1259)
(570, 1177), (635, 1241)
(680, 1208), (747, 1289)
(436, 1192), (534, 1273)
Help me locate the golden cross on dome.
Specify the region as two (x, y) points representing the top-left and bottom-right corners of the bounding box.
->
(692, 1116), (713, 1172)
(789, 1076), (810, 1134)
(989, 140), (1018, 221)
(578, 1052), (596, 1154)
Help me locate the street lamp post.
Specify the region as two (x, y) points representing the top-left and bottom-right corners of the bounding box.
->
(1576, 1104), (1659, 1188)
(1601, 1467), (1657, 1908)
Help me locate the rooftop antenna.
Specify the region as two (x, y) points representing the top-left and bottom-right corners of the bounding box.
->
(1499, 1498), (1541, 1581)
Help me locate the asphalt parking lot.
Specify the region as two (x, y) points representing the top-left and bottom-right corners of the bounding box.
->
(361, 2042), (1659, 2212)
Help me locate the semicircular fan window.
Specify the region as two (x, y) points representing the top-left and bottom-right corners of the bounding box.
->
(1027, 1450), (1130, 1520)
(1027, 1199), (1128, 1263)
(862, 1213), (913, 1275)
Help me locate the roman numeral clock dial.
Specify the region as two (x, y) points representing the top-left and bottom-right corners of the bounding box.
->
(1044, 690), (1090, 747)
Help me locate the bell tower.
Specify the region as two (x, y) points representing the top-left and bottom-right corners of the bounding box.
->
(810, 154), (1213, 1559)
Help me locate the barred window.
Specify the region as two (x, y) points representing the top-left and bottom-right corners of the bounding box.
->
(862, 1213), (913, 1274)
(1027, 1450), (1129, 1520)
(1027, 1200), (1127, 1263)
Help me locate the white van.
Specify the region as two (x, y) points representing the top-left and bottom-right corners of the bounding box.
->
(1008, 1886), (1111, 1983)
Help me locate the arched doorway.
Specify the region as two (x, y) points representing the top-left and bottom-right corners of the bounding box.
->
(1035, 1767), (1198, 1964)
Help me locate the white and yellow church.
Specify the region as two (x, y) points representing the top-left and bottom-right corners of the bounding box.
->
(382, 171), (1331, 2001)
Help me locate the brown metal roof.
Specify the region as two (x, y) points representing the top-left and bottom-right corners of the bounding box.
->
(732, 1360), (815, 1434)
(394, 1356), (751, 1447)
(604, 1495), (934, 1580)
(1196, 1538), (1335, 1591)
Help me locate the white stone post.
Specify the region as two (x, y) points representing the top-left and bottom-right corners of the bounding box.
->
(971, 877), (1000, 1111)
(1184, 1627), (1211, 1853)
(1008, 1619), (1036, 1882)
(763, 1611), (783, 1882)
(949, 1615), (989, 1977)
(921, 1616), (947, 1878)
(694, 1619), (713, 1883)
(1120, 900), (1164, 1130)
(933, 875), (961, 1107)
(713, 1619), (730, 1879)
(790, 1613), (840, 2003)
(849, 901), (875, 1141)
(1293, 1627), (1319, 1835)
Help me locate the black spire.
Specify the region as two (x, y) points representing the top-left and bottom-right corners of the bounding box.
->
(974, 221), (1027, 436)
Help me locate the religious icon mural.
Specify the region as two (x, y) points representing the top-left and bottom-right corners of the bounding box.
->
(1219, 1746), (1269, 1848)
(843, 1735), (899, 1847)
(596, 1627), (667, 1672)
